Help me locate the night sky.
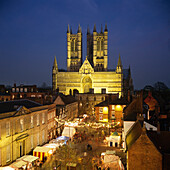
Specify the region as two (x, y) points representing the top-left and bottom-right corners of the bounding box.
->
(0, 0), (170, 89)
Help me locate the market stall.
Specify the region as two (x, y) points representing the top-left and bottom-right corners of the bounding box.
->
(50, 136), (69, 146)
(10, 160), (27, 170)
(17, 155), (39, 169)
(33, 146), (52, 162)
(43, 143), (59, 153)
(62, 127), (76, 138)
(106, 131), (121, 147)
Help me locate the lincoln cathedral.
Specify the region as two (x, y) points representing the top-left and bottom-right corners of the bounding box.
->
(52, 24), (133, 98)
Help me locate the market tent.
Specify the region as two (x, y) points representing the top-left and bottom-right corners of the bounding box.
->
(33, 146), (52, 161)
(62, 127), (76, 138)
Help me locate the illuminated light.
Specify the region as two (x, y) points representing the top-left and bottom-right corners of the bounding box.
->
(115, 105), (122, 111)
(103, 118), (108, 122)
(103, 107), (108, 114)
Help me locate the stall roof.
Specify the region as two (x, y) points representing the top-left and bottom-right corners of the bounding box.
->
(43, 143), (59, 149)
(33, 146), (51, 153)
(17, 155), (39, 163)
(11, 160), (27, 168)
(0, 167), (14, 170)
(56, 136), (70, 141)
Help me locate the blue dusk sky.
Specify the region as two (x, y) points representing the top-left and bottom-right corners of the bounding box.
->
(0, 0), (170, 89)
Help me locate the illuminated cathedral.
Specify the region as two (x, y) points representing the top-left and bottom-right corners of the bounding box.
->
(52, 25), (133, 97)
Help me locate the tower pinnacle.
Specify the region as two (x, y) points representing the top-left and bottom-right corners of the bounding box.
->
(101, 24), (103, 33)
(117, 54), (122, 67)
(53, 56), (58, 70)
(87, 25), (90, 34)
(93, 24), (97, 32)
(67, 24), (70, 33)
(78, 24), (81, 33)
(104, 24), (108, 32)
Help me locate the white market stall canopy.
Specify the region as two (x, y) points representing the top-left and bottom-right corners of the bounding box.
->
(33, 146), (51, 153)
(62, 127), (76, 138)
(17, 155), (39, 163)
(11, 160), (27, 169)
(0, 167), (15, 170)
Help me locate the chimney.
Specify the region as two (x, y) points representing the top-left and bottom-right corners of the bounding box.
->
(14, 83), (16, 87)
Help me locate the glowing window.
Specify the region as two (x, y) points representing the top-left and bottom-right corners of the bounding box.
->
(99, 114), (103, 120)
(112, 105), (115, 110)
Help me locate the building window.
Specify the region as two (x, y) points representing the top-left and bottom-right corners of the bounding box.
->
(20, 88), (23, 92)
(16, 88), (19, 92)
(94, 97), (96, 101)
(37, 133), (39, 145)
(99, 107), (103, 113)
(42, 112), (45, 124)
(99, 114), (103, 120)
(20, 119), (24, 132)
(37, 114), (39, 126)
(6, 122), (10, 137)
(112, 105), (115, 110)
(31, 95), (35, 97)
(24, 88), (27, 92)
(12, 88), (15, 92)
(31, 116), (33, 128)
(6, 145), (11, 162)
(31, 135), (33, 149)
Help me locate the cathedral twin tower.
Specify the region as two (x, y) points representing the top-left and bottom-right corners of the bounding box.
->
(67, 24), (108, 72)
(52, 24), (125, 96)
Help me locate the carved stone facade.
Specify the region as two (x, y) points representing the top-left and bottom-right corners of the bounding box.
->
(52, 25), (133, 97)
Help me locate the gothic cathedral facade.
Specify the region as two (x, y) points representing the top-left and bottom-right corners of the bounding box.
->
(52, 25), (131, 97)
